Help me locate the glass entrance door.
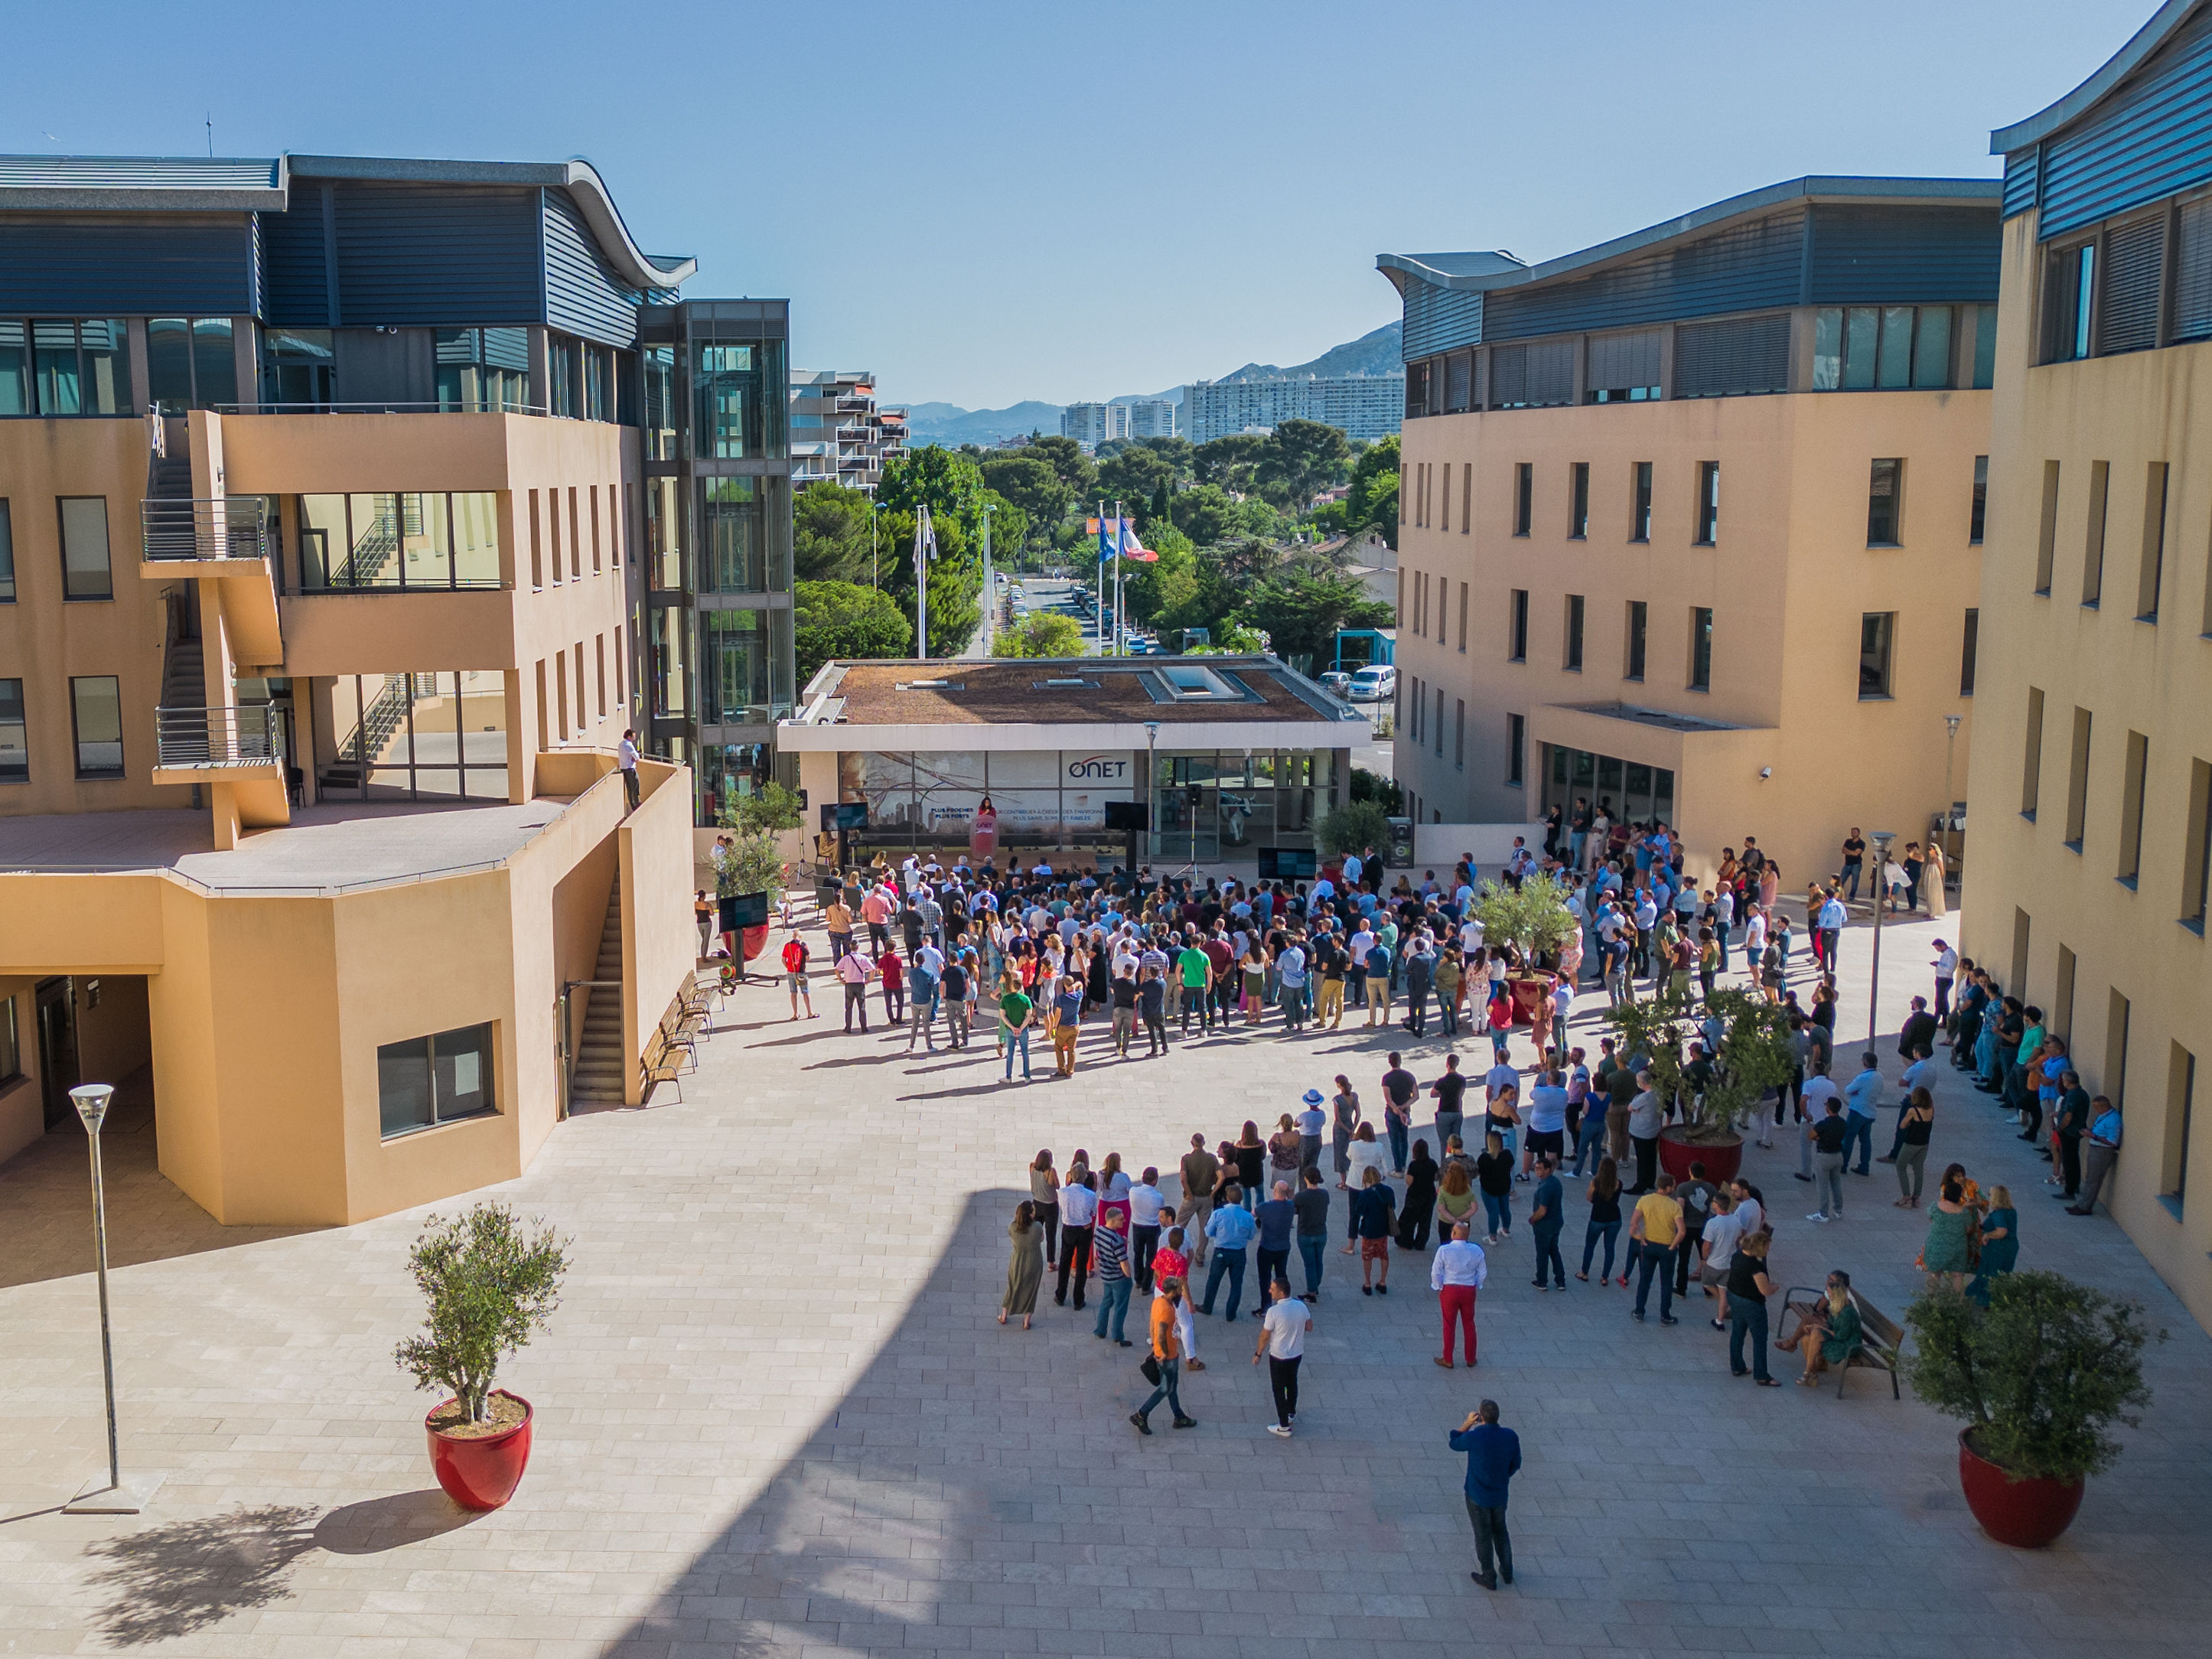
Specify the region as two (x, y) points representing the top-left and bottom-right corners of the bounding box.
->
(34, 976), (77, 1131)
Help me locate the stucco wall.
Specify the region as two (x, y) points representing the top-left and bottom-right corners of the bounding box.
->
(619, 760), (696, 1104)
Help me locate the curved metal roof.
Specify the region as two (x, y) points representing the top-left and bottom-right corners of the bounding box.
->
(1991, 0), (2205, 155)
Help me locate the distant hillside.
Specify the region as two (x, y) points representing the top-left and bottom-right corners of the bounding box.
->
(901, 321), (1404, 445)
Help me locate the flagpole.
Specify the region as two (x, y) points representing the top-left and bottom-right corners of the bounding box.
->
(914, 504), (929, 661)
(1095, 498), (1106, 653)
(1113, 498), (1125, 658)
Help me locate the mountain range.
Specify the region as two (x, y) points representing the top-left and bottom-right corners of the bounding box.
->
(903, 321), (1401, 446)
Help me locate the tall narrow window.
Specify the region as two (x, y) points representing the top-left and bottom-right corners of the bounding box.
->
(2083, 459), (2109, 607)
(1625, 601), (1647, 681)
(0, 499), (13, 601)
(2054, 945), (2078, 1042)
(1434, 687), (1445, 757)
(2010, 907), (2031, 999)
(2021, 687), (2045, 820)
(2184, 759), (2212, 931)
(1867, 458), (1903, 546)
(1693, 461), (1719, 545)
(70, 675), (122, 777)
(59, 497), (111, 600)
(2043, 242), (2095, 362)
(1513, 464), (1533, 536)
(1564, 594), (1585, 670)
(2139, 461), (2168, 621)
(1960, 608), (1979, 695)
(1509, 589), (1528, 661)
(0, 678), (25, 782)
(1630, 462), (1653, 542)
(2119, 730), (2148, 887)
(1455, 699), (1465, 769)
(1970, 455), (1988, 544)
(1440, 463), (1451, 533)
(1461, 464), (1471, 534)
(2035, 461), (2060, 594)
(2064, 706), (2093, 851)
(1507, 712), (1525, 785)
(1859, 612), (1895, 698)
(1457, 582), (1468, 652)
(2162, 1044), (2196, 1210)
(1569, 462), (1589, 539)
(1689, 606), (1712, 690)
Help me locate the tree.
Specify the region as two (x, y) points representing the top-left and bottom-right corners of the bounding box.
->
(875, 505), (982, 658)
(1349, 766), (1402, 814)
(1256, 419), (1352, 513)
(1602, 986), (1797, 1141)
(793, 579), (911, 683)
(1194, 432), (1266, 492)
(1318, 798), (1389, 857)
(792, 481), (877, 583)
(978, 455), (1073, 539)
(1120, 524), (1197, 624)
(1905, 1273), (2162, 1481)
(718, 781), (806, 836)
(1233, 568), (1394, 664)
(1135, 435), (1194, 479)
(1234, 496), (1291, 541)
(998, 611), (1086, 658)
(1096, 445), (1177, 513)
(1168, 483), (1240, 548)
(715, 828), (790, 904)
(1473, 874), (1579, 964)
(1345, 435), (1400, 549)
(394, 1202), (570, 1426)
(878, 446), (984, 523)
(1022, 435), (1096, 500)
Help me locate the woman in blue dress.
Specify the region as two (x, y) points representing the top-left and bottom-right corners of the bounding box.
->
(1967, 1185), (2018, 1307)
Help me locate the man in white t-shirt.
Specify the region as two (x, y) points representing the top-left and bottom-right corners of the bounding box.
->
(1797, 1063), (1840, 1179)
(1696, 1191), (1745, 1325)
(1253, 1276), (1311, 1438)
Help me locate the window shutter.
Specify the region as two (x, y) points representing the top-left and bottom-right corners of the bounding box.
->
(1526, 338), (1575, 406)
(2099, 217), (2165, 354)
(1490, 344), (1526, 407)
(1445, 350), (1473, 412)
(2174, 198), (2212, 342)
(1587, 328), (1662, 393)
(1673, 313), (1790, 399)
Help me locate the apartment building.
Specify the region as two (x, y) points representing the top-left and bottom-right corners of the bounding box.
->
(790, 369), (905, 494)
(1126, 399), (1178, 439)
(1060, 402), (1109, 448)
(1382, 177), (1999, 887)
(1181, 374), (1404, 445)
(1970, 0), (2212, 1327)
(0, 153), (721, 1224)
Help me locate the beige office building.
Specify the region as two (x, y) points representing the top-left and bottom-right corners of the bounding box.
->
(1383, 178), (1999, 889)
(1970, 0), (2212, 1328)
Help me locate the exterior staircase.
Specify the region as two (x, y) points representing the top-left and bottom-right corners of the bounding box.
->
(569, 883), (627, 1107)
(318, 673), (420, 793)
(160, 628), (205, 715)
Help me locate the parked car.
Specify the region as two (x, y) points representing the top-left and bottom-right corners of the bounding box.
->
(1319, 670), (1353, 697)
(1346, 664), (1397, 702)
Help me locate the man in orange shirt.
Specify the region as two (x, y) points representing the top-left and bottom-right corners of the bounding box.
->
(1130, 1279), (1197, 1435)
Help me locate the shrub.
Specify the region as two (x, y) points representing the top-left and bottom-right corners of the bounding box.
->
(394, 1203), (570, 1425)
(1472, 873), (1577, 963)
(715, 829), (787, 904)
(1602, 986), (1795, 1139)
(1318, 798), (1389, 858)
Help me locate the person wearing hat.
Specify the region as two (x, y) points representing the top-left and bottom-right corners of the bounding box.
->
(1294, 1089), (1328, 1181)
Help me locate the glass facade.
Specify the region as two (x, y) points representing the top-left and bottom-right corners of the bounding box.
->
(434, 327), (530, 412)
(327, 670), (509, 800)
(1543, 744), (1676, 829)
(701, 607), (794, 725)
(297, 493), (502, 590)
(642, 344), (678, 460)
(694, 338), (786, 459)
(147, 315), (243, 410)
(262, 328), (334, 407)
(0, 320), (132, 415)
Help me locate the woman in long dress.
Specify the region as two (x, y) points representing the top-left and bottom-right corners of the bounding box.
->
(970, 795), (999, 866)
(1924, 839), (1949, 919)
(1000, 1199), (1044, 1328)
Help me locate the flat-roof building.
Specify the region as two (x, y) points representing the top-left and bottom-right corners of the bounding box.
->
(1182, 374), (1404, 445)
(1382, 176), (1999, 885)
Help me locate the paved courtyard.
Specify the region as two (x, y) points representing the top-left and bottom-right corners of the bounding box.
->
(2, 906), (2208, 1657)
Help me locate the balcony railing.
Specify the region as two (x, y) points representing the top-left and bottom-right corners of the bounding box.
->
(209, 399), (551, 417)
(155, 703), (282, 768)
(142, 497), (271, 563)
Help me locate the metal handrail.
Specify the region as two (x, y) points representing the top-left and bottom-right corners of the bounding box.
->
(209, 400), (552, 417)
(154, 703), (282, 768)
(141, 497), (270, 563)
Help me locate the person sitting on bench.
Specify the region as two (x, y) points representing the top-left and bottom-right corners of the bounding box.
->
(1775, 1270), (1862, 1387)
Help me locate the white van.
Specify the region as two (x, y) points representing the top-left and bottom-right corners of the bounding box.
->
(1346, 663), (1397, 702)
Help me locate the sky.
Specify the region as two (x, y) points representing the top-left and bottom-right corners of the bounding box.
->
(5, 0), (2163, 412)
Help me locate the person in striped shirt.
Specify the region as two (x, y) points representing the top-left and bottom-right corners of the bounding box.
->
(1093, 1210), (1134, 1345)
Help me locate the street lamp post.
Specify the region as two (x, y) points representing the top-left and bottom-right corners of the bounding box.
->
(62, 1082), (160, 1514)
(1941, 712), (1963, 895)
(979, 501), (996, 656)
(1866, 830), (1896, 1051)
(1145, 722), (1159, 869)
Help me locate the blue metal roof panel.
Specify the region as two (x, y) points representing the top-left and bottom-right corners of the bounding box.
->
(2033, 7), (2212, 240)
(0, 154), (285, 210)
(1992, 0), (2207, 153)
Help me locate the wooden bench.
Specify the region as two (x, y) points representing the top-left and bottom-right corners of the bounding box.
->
(641, 1028), (689, 1102)
(1780, 1286), (1904, 1399)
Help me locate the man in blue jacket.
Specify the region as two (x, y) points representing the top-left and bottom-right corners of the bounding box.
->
(1448, 1398), (1522, 1589)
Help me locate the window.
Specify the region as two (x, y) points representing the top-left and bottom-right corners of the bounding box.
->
(296, 493), (503, 591)
(2064, 706), (2093, 851)
(1445, 350), (1473, 412)
(1812, 305), (1959, 390)
(0, 499), (12, 600)
(2083, 460), (2109, 606)
(1970, 455), (1988, 544)
(2035, 461), (2060, 594)
(1693, 462), (1718, 545)
(2162, 1044), (2196, 1213)
(2042, 243), (2096, 363)
(2184, 759), (2212, 931)
(2119, 730), (2148, 888)
(2054, 944), (2077, 1043)
(2139, 461), (2168, 621)
(434, 327), (531, 412)
(702, 609), (793, 725)
(377, 1022), (497, 1139)
(1970, 305), (1999, 389)
(1585, 328), (1662, 402)
(1460, 464), (1471, 534)
(1434, 687), (1445, 757)
(2010, 907), (2031, 998)
(1569, 462), (1589, 538)
(1689, 607), (1712, 690)
(1512, 463), (1533, 536)
(2021, 687), (2045, 820)
(1508, 589), (1528, 661)
(1457, 582), (1468, 651)
(1630, 462), (1653, 542)
(146, 316), (238, 410)
(1867, 458), (1903, 546)
(1960, 608), (1979, 695)
(2099, 216), (2165, 356)
(1625, 600), (1647, 681)
(0, 991), (17, 1084)
(694, 337), (787, 459)
(0, 678), (24, 781)
(70, 675), (122, 777)
(1507, 712), (1525, 785)
(262, 326), (334, 408)
(1455, 699), (1465, 770)
(1, 319), (133, 416)
(1565, 594), (1585, 671)
(1673, 312), (1790, 397)
(59, 497), (110, 599)
(1859, 612), (1895, 699)
(1404, 360), (1430, 419)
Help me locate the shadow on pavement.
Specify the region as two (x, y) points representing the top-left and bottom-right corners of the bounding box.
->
(83, 1503), (319, 1646)
(312, 1488), (483, 1554)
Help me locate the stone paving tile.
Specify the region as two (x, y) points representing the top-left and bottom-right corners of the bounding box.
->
(2, 911), (2210, 1655)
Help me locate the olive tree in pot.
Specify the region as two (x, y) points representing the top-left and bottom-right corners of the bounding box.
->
(396, 1201), (572, 1511)
(1602, 987), (1795, 1183)
(714, 829), (789, 967)
(1904, 1273), (2162, 1548)
(1472, 874), (1578, 1023)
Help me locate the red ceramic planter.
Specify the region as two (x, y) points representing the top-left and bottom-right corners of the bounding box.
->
(1657, 1127), (1741, 1185)
(1958, 1429), (2084, 1548)
(741, 924), (770, 963)
(426, 1390), (534, 1511)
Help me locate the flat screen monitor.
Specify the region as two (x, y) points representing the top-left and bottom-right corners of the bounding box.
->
(1259, 847), (1318, 880)
(1103, 800), (1149, 831)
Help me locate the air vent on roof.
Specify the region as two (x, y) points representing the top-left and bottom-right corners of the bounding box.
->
(895, 679), (963, 691)
(1037, 677), (1099, 689)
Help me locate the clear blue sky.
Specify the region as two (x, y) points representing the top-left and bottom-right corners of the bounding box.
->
(8, 0), (2156, 411)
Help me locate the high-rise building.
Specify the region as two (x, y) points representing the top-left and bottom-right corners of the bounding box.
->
(1060, 402), (1109, 448)
(1384, 175), (1999, 881)
(0, 151), (770, 1223)
(1126, 399), (1178, 439)
(1973, 2), (2212, 1327)
(1181, 374), (1404, 445)
(790, 370), (904, 494)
